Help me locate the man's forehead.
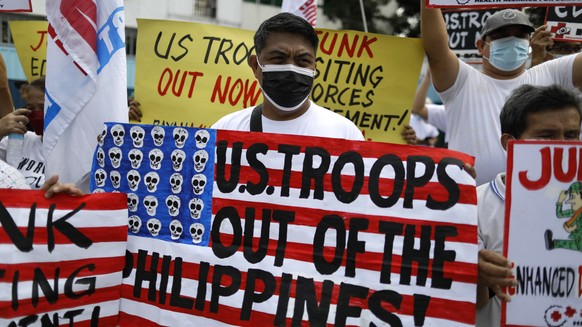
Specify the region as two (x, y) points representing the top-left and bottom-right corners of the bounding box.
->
(487, 25), (531, 38)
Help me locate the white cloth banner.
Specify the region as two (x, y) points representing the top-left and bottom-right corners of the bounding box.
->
(281, 0), (317, 26)
(44, 0), (128, 186)
(428, 0), (582, 7)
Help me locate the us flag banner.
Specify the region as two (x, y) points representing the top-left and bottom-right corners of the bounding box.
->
(0, 190), (128, 326)
(282, 0), (317, 26)
(92, 122), (478, 326)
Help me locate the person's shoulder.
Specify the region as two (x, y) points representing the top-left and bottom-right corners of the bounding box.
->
(309, 103), (364, 140)
(211, 106), (254, 130)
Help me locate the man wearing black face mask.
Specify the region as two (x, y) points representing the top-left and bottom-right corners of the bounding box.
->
(421, 1), (582, 186)
(211, 13), (366, 140)
(0, 77), (46, 189)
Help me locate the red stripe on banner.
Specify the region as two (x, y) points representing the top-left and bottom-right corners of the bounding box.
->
(216, 130), (475, 165)
(0, 256), (125, 282)
(129, 250), (477, 298)
(0, 190), (127, 210)
(0, 285), (121, 319)
(214, 164), (477, 205)
(0, 227), (127, 245)
(59, 0), (97, 52)
(121, 283), (475, 325)
(212, 198), (478, 244)
(47, 24), (69, 56)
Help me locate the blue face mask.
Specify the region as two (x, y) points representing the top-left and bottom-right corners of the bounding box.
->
(485, 36), (530, 72)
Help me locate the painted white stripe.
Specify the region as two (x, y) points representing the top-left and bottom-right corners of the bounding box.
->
(0, 241), (127, 264)
(0, 271), (123, 301)
(1, 208), (127, 228)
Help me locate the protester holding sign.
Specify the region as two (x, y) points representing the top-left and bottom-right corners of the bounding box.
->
(212, 13), (365, 140)
(211, 13), (420, 144)
(476, 84), (582, 327)
(421, 1), (582, 185)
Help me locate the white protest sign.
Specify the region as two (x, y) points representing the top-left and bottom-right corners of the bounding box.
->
(504, 141), (582, 327)
(0, 0), (31, 12)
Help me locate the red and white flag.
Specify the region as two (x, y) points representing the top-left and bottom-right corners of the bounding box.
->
(0, 190), (128, 325)
(44, 0), (128, 186)
(92, 126), (479, 326)
(282, 0), (317, 26)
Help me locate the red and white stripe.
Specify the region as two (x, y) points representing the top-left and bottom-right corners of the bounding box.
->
(281, 0), (317, 26)
(120, 130), (478, 326)
(0, 190), (128, 325)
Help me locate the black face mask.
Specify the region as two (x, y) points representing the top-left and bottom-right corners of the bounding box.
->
(258, 60), (315, 112)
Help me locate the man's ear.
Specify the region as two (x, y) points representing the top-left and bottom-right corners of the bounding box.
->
(476, 38), (486, 56)
(249, 54), (260, 79)
(500, 133), (514, 151)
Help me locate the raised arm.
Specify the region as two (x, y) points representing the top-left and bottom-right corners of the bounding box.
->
(0, 54), (13, 118)
(574, 53), (582, 91)
(420, 0), (459, 92)
(412, 69), (432, 121)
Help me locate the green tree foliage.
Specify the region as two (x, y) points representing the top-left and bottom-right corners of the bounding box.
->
(322, 0), (391, 33)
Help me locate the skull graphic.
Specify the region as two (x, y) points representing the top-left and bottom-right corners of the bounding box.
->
(147, 218), (161, 237)
(195, 129), (210, 149)
(189, 223), (205, 244)
(192, 174), (207, 195)
(166, 195), (181, 217)
(96, 147), (105, 167)
(169, 173), (183, 194)
(127, 170), (141, 191)
(143, 195), (158, 216)
(193, 150), (209, 173)
(94, 168), (107, 187)
(130, 126), (145, 148)
(128, 215), (142, 234)
(110, 171), (121, 189)
(110, 124), (125, 146)
(151, 126), (165, 147)
(173, 127), (188, 148)
(93, 188), (105, 193)
(189, 198), (204, 219)
(127, 193), (139, 212)
(171, 149), (186, 171)
(108, 147), (122, 169)
(128, 149), (143, 169)
(98, 125), (107, 146)
(148, 148), (164, 170)
(144, 172), (160, 193)
(169, 220), (183, 240)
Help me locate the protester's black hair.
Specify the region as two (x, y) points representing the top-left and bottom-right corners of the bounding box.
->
(254, 12), (318, 55)
(500, 84), (582, 137)
(29, 76), (45, 92)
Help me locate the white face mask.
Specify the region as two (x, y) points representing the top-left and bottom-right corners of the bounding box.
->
(483, 36), (530, 71)
(257, 59), (315, 112)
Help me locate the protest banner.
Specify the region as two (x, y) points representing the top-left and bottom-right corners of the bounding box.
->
(0, 0), (31, 12)
(92, 122), (478, 326)
(428, 0), (582, 9)
(8, 21), (48, 82)
(0, 190), (128, 326)
(503, 141), (582, 327)
(443, 8), (503, 63)
(134, 19), (424, 144)
(545, 6), (582, 42)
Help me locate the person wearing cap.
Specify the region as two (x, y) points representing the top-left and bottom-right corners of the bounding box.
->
(546, 181), (582, 252)
(420, 1), (582, 186)
(476, 84), (582, 327)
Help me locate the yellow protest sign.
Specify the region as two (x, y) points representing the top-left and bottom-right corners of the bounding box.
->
(9, 21), (48, 82)
(135, 19), (424, 143)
